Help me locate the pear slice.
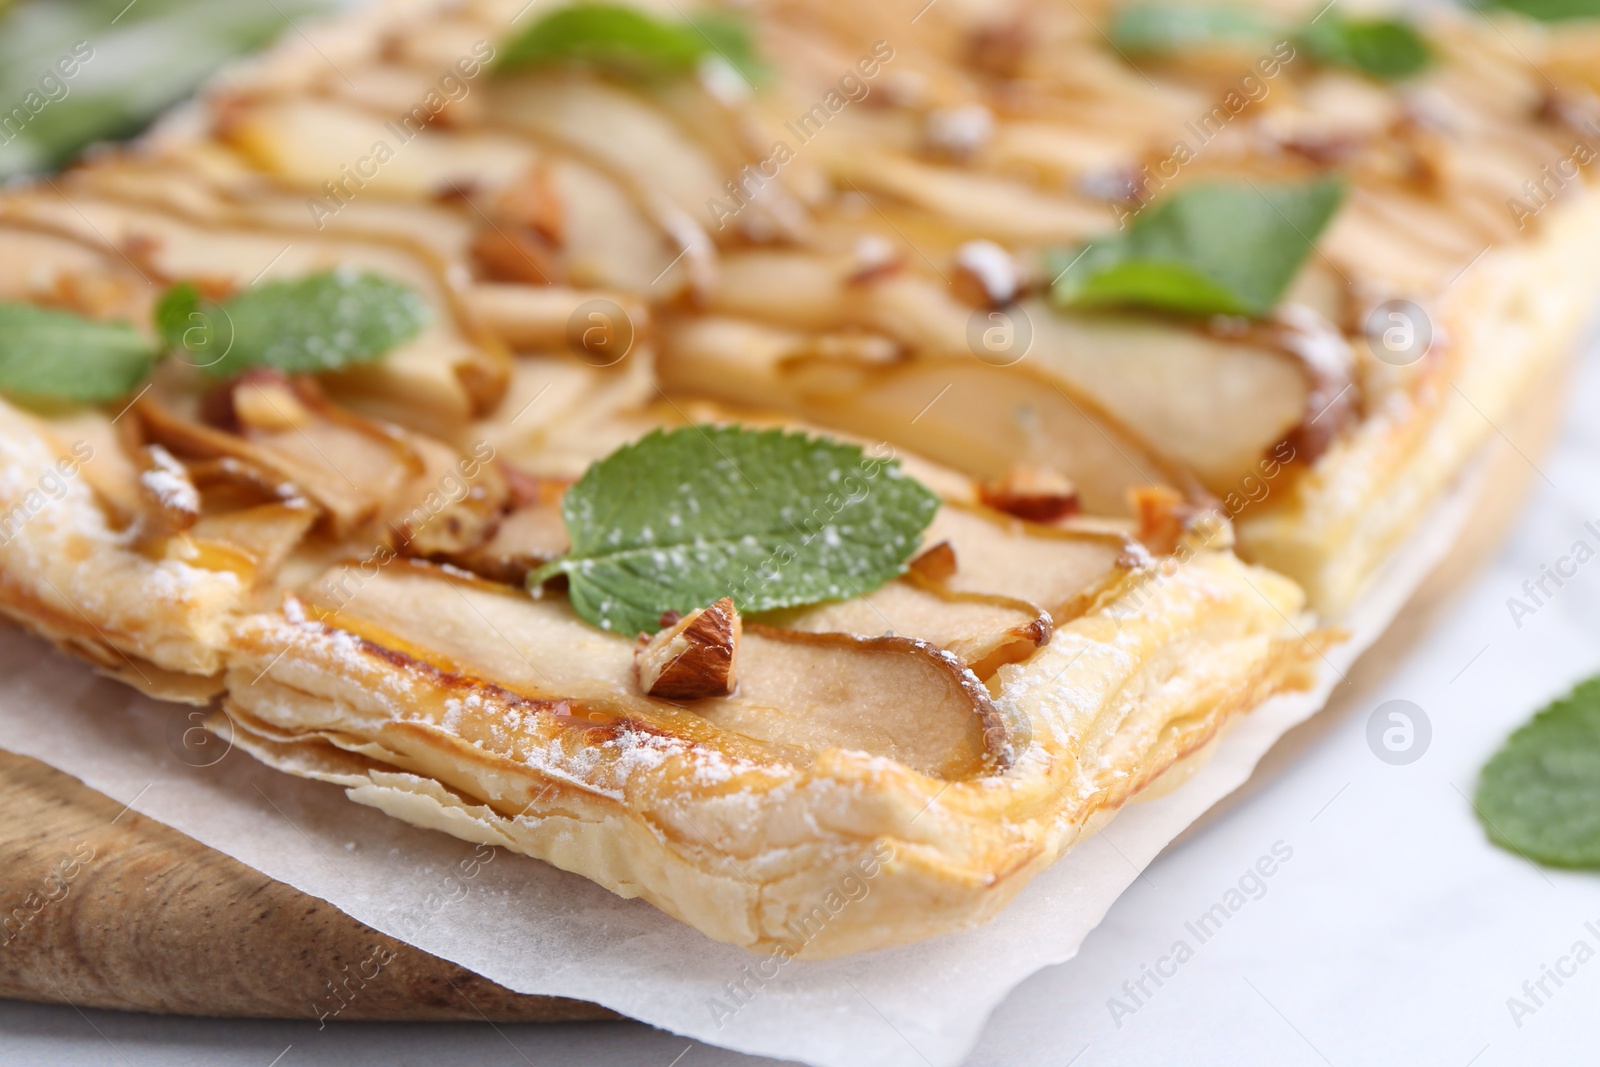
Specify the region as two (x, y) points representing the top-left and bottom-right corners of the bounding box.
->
(679, 251), (1313, 498)
(299, 563), (1007, 779)
(222, 98), (537, 202)
(1, 185), (490, 435)
(1021, 300), (1312, 494)
(658, 314), (1182, 514)
(758, 578), (1050, 679)
(921, 504), (1130, 623)
(695, 624), (1006, 780)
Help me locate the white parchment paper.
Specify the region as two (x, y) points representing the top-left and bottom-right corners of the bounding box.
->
(0, 466), (1477, 1067)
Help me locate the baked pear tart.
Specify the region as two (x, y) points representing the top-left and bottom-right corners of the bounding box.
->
(0, 0), (1596, 956)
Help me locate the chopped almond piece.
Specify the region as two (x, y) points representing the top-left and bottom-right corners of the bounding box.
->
(845, 235), (903, 285)
(1130, 486), (1232, 556)
(952, 240), (1020, 308)
(907, 539), (958, 582)
(978, 466), (1079, 523)
(635, 598), (741, 700)
(470, 226), (559, 286)
(233, 376), (314, 432)
(1129, 485), (1190, 556)
(137, 444), (201, 531)
(966, 18), (1031, 79)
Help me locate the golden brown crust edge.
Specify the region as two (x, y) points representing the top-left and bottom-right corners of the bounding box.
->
(213, 551), (1315, 958)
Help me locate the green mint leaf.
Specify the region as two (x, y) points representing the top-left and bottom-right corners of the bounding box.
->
(528, 425), (940, 635)
(1108, 5), (1429, 80)
(1296, 17), (1430, 80)
(1476, 675), (1600, 869)
(497, 2), (765, 83)
(1483, 0), (1600, 21)
(1049, 176), (1346, 318)
(0, 301), (156, 403)
(158, 269), (429, 377)
(686, 10), (767, 86)
(1110, 4), (1277, 54)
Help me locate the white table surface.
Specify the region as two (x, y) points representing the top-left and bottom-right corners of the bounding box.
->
(6, 337), (1598, 1066)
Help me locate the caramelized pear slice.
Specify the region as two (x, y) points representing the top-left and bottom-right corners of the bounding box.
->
(922, 504), (1129, 623)
(1, 187), (488, 434)
(300, 563), (1008, 779)
(138, 388), (412, 538)
(686, 253), (1314, 497)
(1023, 301), (1311, 493)
(188, 503), (317, 589)
(759, 578), (1050, 680)
(695, 624), (1008, 780)
(442, 500), (569, 586)
(659, 316), (1180, 515)
(222, 98), (536, 201)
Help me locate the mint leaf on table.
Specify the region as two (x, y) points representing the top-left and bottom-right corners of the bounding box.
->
(0, 301), (156, 403)
(527, 426), (940, 635)
(497, 2), (766, 84)
(1048, 177), (1345, 318)
(157, 269), (429, 377)
(1110, 4), (1277, 53)
(1296, 17), (1430, 80)
(1476, 675), (1600, 869)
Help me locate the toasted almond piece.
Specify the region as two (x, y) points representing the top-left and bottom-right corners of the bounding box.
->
(978, 465), (1080, 523)
(922, 104), (994, 160)
(497, 162), (566, 246)
(845, 235), (903, 285)
(634, 598), (741, 700)
(233, 376), (315, 432)
(908, 539), (958, 582)
(137, 444), (200, 531)
(470, 225), (560, 286)
(1130, 486), (1234, 557)
(1130, 485), (1190, 556)
(952, 239), (1019, 308)
(966, 17), (1031, 78)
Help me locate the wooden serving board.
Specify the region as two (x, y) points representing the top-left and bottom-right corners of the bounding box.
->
(0, 748), (613, 1021)
(0, 358), (1565, 1022)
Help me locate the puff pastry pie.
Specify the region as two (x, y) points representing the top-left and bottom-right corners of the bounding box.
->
(0, 0), (1596, 957)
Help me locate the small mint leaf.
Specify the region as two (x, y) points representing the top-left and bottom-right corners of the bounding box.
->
(1476, 675), (1600, 869)
(528, 425), (940, 635)
(1483, 0), (1600, 21)
(159, 269), (429, 377)
(497, 2), (765, 83)
(1050, 177), (1346, 318)
(1108, 5), (1429, 80)
(1296, 17), (1430, 80)
(0, 301), (156, 403)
